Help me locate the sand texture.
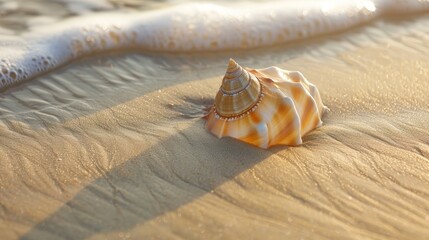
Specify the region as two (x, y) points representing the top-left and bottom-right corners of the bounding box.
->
(1, 12), (429, 240)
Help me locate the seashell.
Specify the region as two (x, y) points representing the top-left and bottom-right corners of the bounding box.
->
(205, 59), (327, 149)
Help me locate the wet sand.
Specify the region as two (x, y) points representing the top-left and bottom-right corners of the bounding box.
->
(1, 10), (429, 240)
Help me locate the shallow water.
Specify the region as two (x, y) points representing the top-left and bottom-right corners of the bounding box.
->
(1, 1), (429, 240)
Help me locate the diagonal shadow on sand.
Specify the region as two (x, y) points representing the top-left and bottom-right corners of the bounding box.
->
(20, 118), (277, 239)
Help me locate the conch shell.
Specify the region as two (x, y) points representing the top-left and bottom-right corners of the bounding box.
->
(205, 59), (326, 149)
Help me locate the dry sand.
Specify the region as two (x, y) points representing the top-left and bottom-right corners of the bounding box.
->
(1, 12), (429, 240)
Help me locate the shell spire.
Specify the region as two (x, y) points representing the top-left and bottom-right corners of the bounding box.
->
(215, 59), (261, 118)
(221, 58), (249, 94)
(205, 59), (326, 149)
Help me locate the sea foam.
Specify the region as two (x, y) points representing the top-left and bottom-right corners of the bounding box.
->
(0, 0), (428, 90)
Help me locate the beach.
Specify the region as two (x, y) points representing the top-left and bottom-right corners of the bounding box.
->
(1, 1), (429, 239)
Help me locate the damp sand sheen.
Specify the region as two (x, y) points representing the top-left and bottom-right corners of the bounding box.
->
(1, 0), (429, 239)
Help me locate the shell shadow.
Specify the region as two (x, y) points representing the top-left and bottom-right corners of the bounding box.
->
(166, 96), (214, 119)
(20, 120), (276, 240)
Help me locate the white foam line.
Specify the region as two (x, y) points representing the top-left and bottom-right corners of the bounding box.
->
(0, 0), (428, 90)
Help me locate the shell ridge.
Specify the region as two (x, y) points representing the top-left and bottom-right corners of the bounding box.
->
(283, 96), (303, 144)
(266, 96), (300, 147)
(281, 82), (321, 136)
(307, 84), (326, 116)
(267, 78), (323, 133)
(258, 122), (269, 149)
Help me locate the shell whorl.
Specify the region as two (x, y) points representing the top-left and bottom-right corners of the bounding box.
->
(215, 59), (261, 118)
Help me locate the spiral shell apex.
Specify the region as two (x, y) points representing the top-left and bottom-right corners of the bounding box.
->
(215, 59), (261, 117)
(205, 59), (326, 149)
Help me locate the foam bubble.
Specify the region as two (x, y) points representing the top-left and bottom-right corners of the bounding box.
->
(0, 0), (429, 90)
